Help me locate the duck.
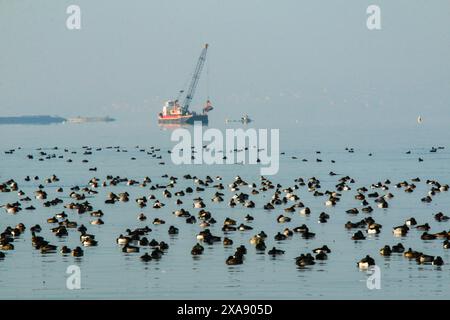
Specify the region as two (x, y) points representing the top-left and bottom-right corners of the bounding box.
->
(250, 235), (264, 245)
(416, 223), (430, 231)
(223, 237), (233, 246)
(295, 253), (315, 267)
(284, 205), (296, 213)
(77, 224), (87, 233)
(226, 255), (243, 265)
(244, 214), (254, 221)
(361, 206), (373, 213)
(140, 253), (152, 262)
(421, 232), (437, 240)
(197, 210), (210, 220)
(168, 226), (179, 235)
(268, 247), (285, 256)
(300, 207), (311, 215)
(405, 217), (417, 226)
(31, 232), (44, 247)
(277, 215), (291, 223)
(318, 215), (328, 223)
(158, 241), (169, 250)
(257, 231), (268, 239)
(30, 224), (42, 233)
(47, 216), (58, 224)
(50, 224), (66, 236)
(116, 234), (131, 245)
(138, 237), (149, 246)
(137, 213), (147, 221)
(357, 255), (375, 269)
(238, 223), (253, 231)
(199, 221), (210, 228)
(72, 247), (84, 257)
(355, 193), (365, 201)
(377, 200), (389, 209)
(293, 224), (309, 233)
(79, 230), (95, 242)
(302, 229), (316, 239)
(315, 252), (328, 260)
(393, 225), (409, 236)
(152, 201), (165, 209)
(224, 217), (237, 226)
(40, 244), (57, 254)
(313, 245), (331, 254)
(186, 216), (196, 224)
(153, 218), (166, 225)
(122, 244), (140, 253)
(367, 225), (381, 234)
(435, 212), (450, 222)
(443, 240), (450, 249)
(434, 231), (448, 239)
(191, 243), (204, 255)
(379, 245), (392, 256)
(404, 248), (422, 259)
(174, 208), (190, 218)
(345, 221), (360, 229)
(222, 225), (237, 232)
(255, 240), (266, 251)
(283, 228), (293, 237)
(60, 246), (71, 254)
(352, 230), (366, 240)
(433, 256), (444, 266)
(193, 200), (206, 208)
(10, 227), (23, 237)
(346, 208), (359, 214)
(319, 212), (330, 220)
(82, 238), (98, 246)
(61, 219), (78, 229)
(90, 218), (104, 225)
(274, 232), (287, 241)
(235, 245), (247, 256)
(196, 230), (210, 241)
(417, 254), (434, 264)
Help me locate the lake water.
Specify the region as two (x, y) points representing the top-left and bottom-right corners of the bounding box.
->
(1, 119), (450, 299)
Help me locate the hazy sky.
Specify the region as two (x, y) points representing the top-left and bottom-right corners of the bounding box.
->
(1, 0), (450, 127)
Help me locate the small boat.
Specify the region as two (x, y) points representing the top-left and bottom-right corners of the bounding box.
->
(225, 115), (252, 124)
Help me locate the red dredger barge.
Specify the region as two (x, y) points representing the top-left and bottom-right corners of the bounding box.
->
(158, 44), (213, 125)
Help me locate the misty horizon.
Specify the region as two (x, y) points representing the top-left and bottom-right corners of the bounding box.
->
(1, 0), (449, 128)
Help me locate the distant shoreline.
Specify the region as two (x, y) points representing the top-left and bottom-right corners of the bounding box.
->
(0, 115), (115, 125)
(0, 115), (66, 125)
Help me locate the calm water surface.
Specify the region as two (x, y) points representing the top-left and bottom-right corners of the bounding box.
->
(0, 120), (449, 299)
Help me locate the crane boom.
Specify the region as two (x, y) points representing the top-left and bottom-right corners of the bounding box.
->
(182, 44), (208, 113)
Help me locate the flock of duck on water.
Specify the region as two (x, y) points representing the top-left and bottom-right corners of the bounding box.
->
(0, 145), (449, 270)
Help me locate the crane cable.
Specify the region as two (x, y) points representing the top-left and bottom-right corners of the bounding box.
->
(206, 54), (210, 101)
